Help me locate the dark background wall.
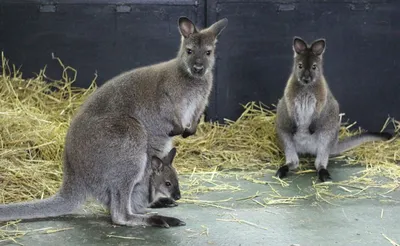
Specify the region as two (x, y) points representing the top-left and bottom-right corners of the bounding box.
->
(0, 0), (399, 132)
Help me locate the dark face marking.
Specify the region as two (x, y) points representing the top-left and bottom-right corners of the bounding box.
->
(292, 37), (326, 85)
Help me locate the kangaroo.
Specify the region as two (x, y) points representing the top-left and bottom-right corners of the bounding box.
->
(148, 147), (181, 209)
(0, 148), (183, 227)
(275, 36), (393, 182)
(0, 16), (228, 227)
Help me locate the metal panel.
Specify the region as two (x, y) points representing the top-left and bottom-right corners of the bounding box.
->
(0, 1), (202, 89)
(0, 0), (198, 5)
(0, 0), (398, 130)
(217, 0), (391, 3)
(207, 0), (400, 131)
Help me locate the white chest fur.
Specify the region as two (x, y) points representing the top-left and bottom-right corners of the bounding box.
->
(181, 96), (202, 128)
(293, 93), (317, 128)
(292, 92), (318, 155)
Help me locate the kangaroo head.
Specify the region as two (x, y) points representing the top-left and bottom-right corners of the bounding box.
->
(150, 147), (181, 201)
(177, 16), (228, 78)
(292, 36), (326, 85)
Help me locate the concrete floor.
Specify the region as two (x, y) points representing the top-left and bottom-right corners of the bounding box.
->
(1, 163), (399, 246)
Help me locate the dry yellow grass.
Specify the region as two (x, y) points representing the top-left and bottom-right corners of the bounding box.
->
(0, 52), (399, 204)
(0, 53), (399, 243)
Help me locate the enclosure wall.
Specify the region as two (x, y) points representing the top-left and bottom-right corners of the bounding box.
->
(0, 0), (399, 131)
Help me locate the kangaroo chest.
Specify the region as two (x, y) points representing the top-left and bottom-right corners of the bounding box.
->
(180, 82), (210, 128)
(292, 92), (318, 154)
(293, 92), (317, 128)
(181, 96), (202, 128)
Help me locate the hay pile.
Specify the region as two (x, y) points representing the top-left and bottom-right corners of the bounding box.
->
(0, 53), (97, 204)
(0, 52), (399, 206)
(0, 52), (399, 244)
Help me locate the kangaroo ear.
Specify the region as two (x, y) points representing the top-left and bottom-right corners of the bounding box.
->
(151, 156), (164, 173)
(311, 39), (326, 56)
(163, 147), (177, 166)
(178, 17), (198, 38)
(293, 36), (307, 55)
(206, 18), (228, 38)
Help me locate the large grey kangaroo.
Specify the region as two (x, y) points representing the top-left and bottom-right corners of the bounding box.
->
(275, 36), (393, 182)
(0, 16), (228, 227)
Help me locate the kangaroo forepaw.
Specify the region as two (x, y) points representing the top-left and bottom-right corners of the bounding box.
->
(168, 127), (185, 137)
(168, 130), (181, 137)
(149, 198), (178, 208)
(182, 128), (196, 138)
(160, 197), (178, 207)
(317, 168), (331, 182)
(276, 164), (290, 179)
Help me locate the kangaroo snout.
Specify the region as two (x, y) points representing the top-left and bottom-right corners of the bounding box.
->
(193, 64), (204, 74)
(173, 192), (181, 201)
(302, 76), (311, 84)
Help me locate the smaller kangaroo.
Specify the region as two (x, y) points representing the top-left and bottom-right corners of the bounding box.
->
(148, 147), (181, 209)
(0, 148), (185, 228)
(275, 36), (393, 182)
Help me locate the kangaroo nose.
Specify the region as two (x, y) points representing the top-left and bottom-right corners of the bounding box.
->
(193, 65), (204, 73)
(174, 193), (181, 200)
(302, 77), (311, 84)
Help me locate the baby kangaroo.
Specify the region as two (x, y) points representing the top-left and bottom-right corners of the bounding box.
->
(275, 36), (393, 182)
(0, 16), (228, 228)
(0, 147), (185, 228)
(148, 147), (181, 209)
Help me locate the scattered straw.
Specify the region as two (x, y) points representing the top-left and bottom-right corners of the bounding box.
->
(0, 52), (399, 241)
(1, 52), (399, 205)
(106, 234), (145, 240)
(0, 52), (96, 204)
(185, 225), (209, 238)
(0, 220), (74, 245)
(180, 198), (235, 211)
(216, 214), (268, 231)
(44, 227), (74, 234)
(382, 233), (399, 246)
(235, 191), (263, 201)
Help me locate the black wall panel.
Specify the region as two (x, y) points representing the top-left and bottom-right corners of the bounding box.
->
(0, 0), (399, 131)
(209, 0), (400, 131)
(0, 1), (202, 89)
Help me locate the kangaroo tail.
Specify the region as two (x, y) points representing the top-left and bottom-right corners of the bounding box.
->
(330, 132), (393, 156)
(0, 183), (85, 222)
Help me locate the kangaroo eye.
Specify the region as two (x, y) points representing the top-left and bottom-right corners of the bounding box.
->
(165, 182), (171, 187)
(312, 64), (317, 70)
(186, 49), (192, 55)
(206, 50), (211, 56)
(298, 64), (303, 69)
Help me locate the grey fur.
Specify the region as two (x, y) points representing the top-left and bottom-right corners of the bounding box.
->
(330, 132), (393, 156)
(0, 16), (228, 227)
(148, 147), (181, 209)
(275, 36), (392, 182)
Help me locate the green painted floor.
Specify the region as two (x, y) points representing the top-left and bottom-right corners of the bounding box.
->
(1, 163), (399, 246)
